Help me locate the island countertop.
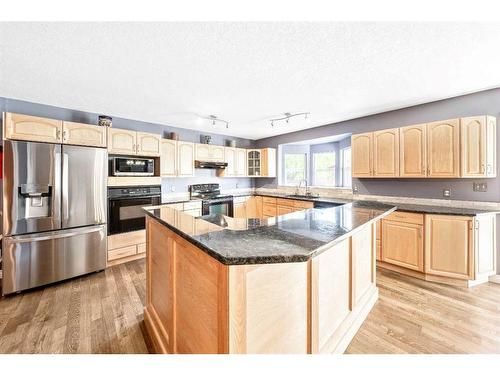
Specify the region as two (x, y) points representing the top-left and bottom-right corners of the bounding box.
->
(144, 201), (396, 265)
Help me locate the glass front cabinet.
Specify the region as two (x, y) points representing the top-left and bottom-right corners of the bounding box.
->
(247, 148), (276, 177)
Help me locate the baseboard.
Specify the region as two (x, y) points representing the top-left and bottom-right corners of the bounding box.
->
(489, 274), (500, 284)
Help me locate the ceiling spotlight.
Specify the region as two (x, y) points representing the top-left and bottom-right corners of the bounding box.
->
(271, 121), (274, 127)
(269, 112), (310, 127)
(208, 114), (229, 129)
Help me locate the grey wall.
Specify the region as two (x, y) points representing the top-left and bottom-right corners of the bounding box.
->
(255, 87), (500, 203)
(0, 97), (255, 200)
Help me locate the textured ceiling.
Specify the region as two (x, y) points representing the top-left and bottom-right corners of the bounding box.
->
(1, 22), (500, 140)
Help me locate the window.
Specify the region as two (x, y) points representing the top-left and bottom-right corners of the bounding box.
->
(313, 152), (335, 187)
(341, 147), (351, 187)
(284, 153), (307, 185)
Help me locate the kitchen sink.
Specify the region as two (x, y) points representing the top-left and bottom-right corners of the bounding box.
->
(286, 194), (319, 199)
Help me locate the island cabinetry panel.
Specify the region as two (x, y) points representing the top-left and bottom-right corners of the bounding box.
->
(424, 215), (472, 279)
(229, 262), (308, 354)
(3, 112), (63, 143)
(352, 132), (373, 177)
(399, 124), (426, 177)
(427, 119), (460, 177)
(62, 121), (107, 147)
(373, 128), (399, 177)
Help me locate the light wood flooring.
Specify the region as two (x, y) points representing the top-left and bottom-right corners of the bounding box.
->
(1, 260), (499, 354)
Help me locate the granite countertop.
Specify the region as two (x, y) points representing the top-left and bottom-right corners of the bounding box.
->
(144, 201), (396, 265)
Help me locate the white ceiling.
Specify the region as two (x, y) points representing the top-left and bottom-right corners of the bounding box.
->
(287, 133), (351, 146)
(1, 22), (500, 140)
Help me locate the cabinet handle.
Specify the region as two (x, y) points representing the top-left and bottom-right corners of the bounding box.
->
(56, 129), (61, 140)
(481, 164), (485, 174)
(63, 130), (67, 141)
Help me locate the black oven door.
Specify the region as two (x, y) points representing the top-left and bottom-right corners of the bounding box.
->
(108, 195), (161, 235)
(202, 199), (234, 217)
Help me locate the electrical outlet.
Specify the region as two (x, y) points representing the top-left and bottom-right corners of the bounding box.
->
(353, 185), (359, 194)
(170, 185), (176, 192)
(443, 188), (451, 198)
(236, 182), (239, 188)
(473, 182), (488, 192)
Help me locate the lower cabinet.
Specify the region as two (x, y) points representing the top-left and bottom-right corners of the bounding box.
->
(107, 229), (146, 266)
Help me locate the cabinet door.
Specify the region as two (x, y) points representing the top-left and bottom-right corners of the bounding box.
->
(233, 202), (246, 218)
(474, 214), (496, 278)
(177, 141), (195, 177)
(137, 132), (161, 156)
(62, 121), (106, 147)
(277, 206), (294, 216)
(427, 119), (460, 177)
(236, 148), (247, 176)
(210, 145), (225, 162)
(195, 144), (211, 161)
(3, 112), (62, 143)
(351, 133), (373, 177)
(373, 128), (399, 177)
(381, 220), (423, 272)
(261, 148), (277, 177)
(108, 128), (137, 155)
(461, 116), (486, 177)
(486, 116), (496, 177)
(161, 139), (177, 177)
(424, 215), (472, 279)
(224, 147), (237, 176)
(247, 150), (262, 176)
(400, 124), (426, 177)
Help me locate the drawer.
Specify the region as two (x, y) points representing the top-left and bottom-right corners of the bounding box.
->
(276, 198), (294, 207)
(137, 243), (146, 254)
(293, 200), (314, 209)
(166, 203), (184, 210)
(233, 196), (248, 204)
(263, 204), (277, 217)
(262, 196), (277, 204)
(184, 208), (201, 217)
(183, 201), (202, 210)
(108, 230), (146, 250)
(108, 245), (137, 261)
(385, 211), (424, 225)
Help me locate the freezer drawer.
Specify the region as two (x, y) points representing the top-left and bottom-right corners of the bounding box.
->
(2, 225), (106, 295)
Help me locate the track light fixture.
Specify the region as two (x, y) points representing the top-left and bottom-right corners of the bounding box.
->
(208, 115), (229, 129)
(269, 112), (310, 127)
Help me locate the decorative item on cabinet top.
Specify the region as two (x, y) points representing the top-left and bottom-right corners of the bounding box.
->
(351, 115), (496, 179)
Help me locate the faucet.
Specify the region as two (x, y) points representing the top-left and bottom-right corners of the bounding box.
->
(296, 179), (310, 196)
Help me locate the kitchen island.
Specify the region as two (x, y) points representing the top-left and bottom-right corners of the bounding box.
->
(143, 201), (396, 354)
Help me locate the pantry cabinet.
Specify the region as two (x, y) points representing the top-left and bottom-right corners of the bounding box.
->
(62, 121), (107, 148)
(373, 128), (399, 177)
(461, 116), (496, 178)
(399, 124), (426, 177)
(427, 119), (460, 178)
(351, 133), (373, 177)
(3, 112), (63, 143)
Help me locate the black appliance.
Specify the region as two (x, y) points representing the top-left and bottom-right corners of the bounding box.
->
(189, 183), (234, 217)
(195, 160), (228, 169)
(110, 156), (155, 176)
(108, 185), (161, 235)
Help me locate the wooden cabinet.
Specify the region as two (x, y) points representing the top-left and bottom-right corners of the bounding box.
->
(277, 206), (294, 215)
(427, 119), (460, 177)
(195, 144), (225, 162)
(161, 139), (177, 177)
(245, 196), (263, 218)
(474, 214), (497, 279)
(3, 112), (62, 143)
(461, 116), (496, 178)
(373, 128), (399, 177)
(223, 147), (247, 177)
(381, 218), (424, 272)
(137, 131), (161, 156)
(177, 141), (195, 177)
(400, 124), (426, 177)
(352, 133), (373, 177)
(107, 229), (146, 266)
(234, 202), (246, 218)
(424, 215), (472, 279)
(107, 128), (137, 155)
(62, 121), (106, 147)
(247, 148), (276, 177)
(235, 148), (247, 176)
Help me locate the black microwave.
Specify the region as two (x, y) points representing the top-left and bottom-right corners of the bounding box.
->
(110, 157), (155, 176)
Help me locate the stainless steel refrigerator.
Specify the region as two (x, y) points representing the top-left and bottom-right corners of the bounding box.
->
(2, 140), (107, 294)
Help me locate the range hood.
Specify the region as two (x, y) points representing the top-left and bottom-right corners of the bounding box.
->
(195, 160), (228, 169)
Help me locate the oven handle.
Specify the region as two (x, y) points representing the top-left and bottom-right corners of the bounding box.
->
(108, 195), (161, 201)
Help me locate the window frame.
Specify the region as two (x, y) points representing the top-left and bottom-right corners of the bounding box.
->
(283, 152), (308, 186)
(312, 151), (336, 187)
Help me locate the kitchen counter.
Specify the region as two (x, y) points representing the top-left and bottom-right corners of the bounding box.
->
(144, 200), (396, 265)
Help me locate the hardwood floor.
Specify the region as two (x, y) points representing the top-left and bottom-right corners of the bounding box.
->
(1, 260), (499, 354)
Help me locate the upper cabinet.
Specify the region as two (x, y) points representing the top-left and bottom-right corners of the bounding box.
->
(160, 139), (178, 177)
(3, 112), (63, 143)
(461, 116), (496, 178)
(373, 128), (399, 177)
(177, 141), (195, 177)
(352, 133), (373, 177)
(427, 119), (460, 178)
(160, 140), (195, 177)
(352, 115), (495, 179)
(222, 147), (247, 177)
(108, 128), (160, 156)
(247, 148), (276, 177)
(236, 148), (247, 176)
(195, 144), (225, 162)
(136, 131), (161, 156)
(62, 121), (106, 148)
(400, 124), (426, 178)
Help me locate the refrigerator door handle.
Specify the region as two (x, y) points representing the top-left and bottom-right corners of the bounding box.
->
(5, 226), (104, 244)
(62, 152), (69, 225)
(53, 145), (62, 227)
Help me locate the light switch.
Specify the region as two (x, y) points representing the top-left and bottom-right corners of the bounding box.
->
(473, 182), (488, 192)
(443, 188), (451, 198)
(170, 185), (176, 192)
